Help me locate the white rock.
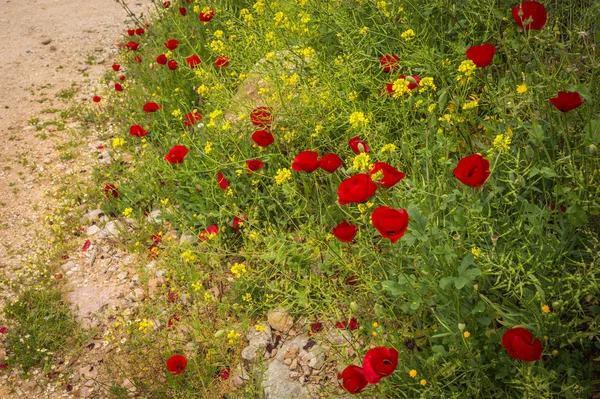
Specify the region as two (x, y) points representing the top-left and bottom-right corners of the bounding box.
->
(147, 210), (162, 223)
(61, 261), (77, 271)
(267, 307), (294, 332)
(86, 225), (101, 236)
(241, 323), (272, 362)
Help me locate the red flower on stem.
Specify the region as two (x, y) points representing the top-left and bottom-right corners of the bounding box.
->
(92, 96), (101, 103)
(217, 172), (230, 189)
(215, 55), (229, 68)
(164, 145), (189, 164)
(163, 1), (170, 8)
(167, 59), (178, 70)
(156, 54), (168, 65)
(168, 315), (180, 328)
(309, 323), (323, 335)
(512, 1), (547, 30)
(348, 136), (370, 154)
(220, 367), (231, 380)
(135, 27), (145, 35)
(338, 174), (377, 205)
(250, 107), (273, 127)
(119, 75), (125, 81)
(246, 159), (264, 171)
(104, 184), (119, 199)
(362, 347), (399, 383)
(125, 41), (139, 51)
(386, 75), (420, 95)
(549, 91), (583, 112)
(371, 206), (409, 243)
(184, 111), (202, 126)
(337, 365), (368, 394)
(332, 221), (358, 243)
(231, 215), (247, 231)
(179, 7), (187, 16)
(502, 327), (543, 362)
(114, 83), (123, 92)
(143, 102), (162, 113)
(127, 29), (135, 36)
(129, 124), (148, 137)
(164, 39), (179, 50)
(292, 151), (320, 172)
(368, 162), (405, 188)
(379, 54), (399, 72)
(251, 130), (274, 147)
(318, 153), (342, 173)
(112, 64), (120, 71)
(453, 154), (491, 187)
(336, 318), (359, 330)
(466, 44), (497, 67)
(186, 54), (201, 68)
(166, 355), (187, 375)
(200, 8), (215, 22)
(198, 225), (218, 241)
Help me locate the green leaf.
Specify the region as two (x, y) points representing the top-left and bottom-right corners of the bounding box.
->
(381, 281), (404, 296)
(458, 254), (475, 274)
(454, 276), (471, 290)
(439, 277), (454, 289)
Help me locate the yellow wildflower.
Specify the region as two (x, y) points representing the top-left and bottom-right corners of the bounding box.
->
(419, 77), (436, 92)
(420, 379), (427, 386)
(463, 331), (471, 338)
(517, 84), (527, 94)
(122, 208), (133, 217)
(204, 141), (213, 154)
(353, 153), (371, 172)
(401, 29), (415, 40)
(230, 263), (247, 278)
(458, 60), (477, 77)
(409, 369), (417, 378)
(542, 305), (550, 313)
(493, 134), (511, 152)
(380, 143), (396, 153)
(274, 168), (292, 185)
(112, 137), (125, 148)
(349, 111), (367, 128)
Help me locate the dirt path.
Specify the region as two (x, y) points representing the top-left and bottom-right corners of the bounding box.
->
(0, 0), (148, 397)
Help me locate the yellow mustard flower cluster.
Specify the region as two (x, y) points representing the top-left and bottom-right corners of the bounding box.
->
(181, 249), (196, 263)
(138, 319), (154, 333)
(380, 143), (397, 153)
(392, 78), (411, 98)
(112, 137), (125, 148)
(493, 134), (511, 152)
(419, 77), (436, 92)
(204, 141), (213, 154)
(242, 293), (253, 302)
(275, 168), (292, 185)
(353, 153), (371, 172)
(122, 207), (133, 217)
(230, 262), (247, 278)
(357, 201), (374, 213)
(463, 99), (479, 110)
(349, 111), (368, 128)
(227, 329), (241, 345)
(401, 29), (415, 40)
(207, 109), (223, 128)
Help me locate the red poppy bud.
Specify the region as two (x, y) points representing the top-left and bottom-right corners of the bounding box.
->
(368, 162), (405, 188)
(292, 151), (320, 173)
(143, 102), (162, 113)
(167, 59), (178, 70)
(125, 41), (139, 51)
(119, 75), (126, 81)
(337, 365), (368, 394)
(92, 96), (101, 103)
(246, 159), (264, 171)
(318, 153), (343, 173)
(250, 106), (273, 127)
(112, 64), (120, 71)
(502, 327), (543, 362)
(371, 206), (409, 243)
(200, 8), (215, 22)
(184, 111), (202, 126)
(453, 154), (491, 187)
(362, 347), (399, 383)
(379, 54), (399, 72)
(164, 145), (189, 164)
(549, 91), (583, 112)
(215, 55), (229, 68)
(129, 124), (148, 137)
(114, 83), (123, 92)
(466, 44), (497, 67)
(217, 172), (229, 189)
(186, 54), (201, 68)
(251, 130), (274, 147)
(337, 174), (377, 205)
(179, 7), (187, 16)
(156, 54), (168, 65)
(332, 221), (358, 242)
(166, 355), (187, 375)
(135, 28), (145, 35)
(127, 29), (135, 36)
(348, 137), (370, 154)
(512, 1), (547, 30)
(164, 39), (179, 50)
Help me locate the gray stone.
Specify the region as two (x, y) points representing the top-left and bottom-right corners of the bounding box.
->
(86, 225), (101, 236)
(179, 233), (197, 244)
(326, 329), (352, 345)
(117, 271), (128, 280)
(103, 220), (121, 237)
(241, 323), (272, 362)
(267, 307), (294, 333)
(262, 359), (309, 399)
(61, 261), (77, 271)
(147, 210), (162, 223)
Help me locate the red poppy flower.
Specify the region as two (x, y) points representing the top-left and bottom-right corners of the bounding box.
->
(335, 318), (359, 330)
(217, 172), (230, 189)
(163, 1), (170, 8)
(220, 367), (231, 380)
(164, 39), (179, 50)
(167, 291), (179, 303)
(332, 221), (358, 243)
(92, 96), (101, 103)
(134, 56), (143, 63)
(164, 145), (189, 164)
(198, 224), (218, 241)
(0, 364), (8, 370)
(292, 151), (320, 172)
(104, 184), (119, 199)
(318, 153), (343, 173)
(379, 54), (399, 72)
(156, 54), (168, 65)
(125, 41), (139, 51)
(371, 206), (409, 243)
(186, 54), (201, 68)
(251, 130), (274, 147)
(398, 74), (421, 90)
(502, 327), (543, 362)
(246, 159), (264, 171)
(0, 326), (7, 334)
(250, 107), (273, 127)
(114, 83), (123, 92)
(368, 162), (405, 188)
(466, 44), (497, 67)
(143, 102), (162, 113)
(129, 124), (148, 137)
(135, 27), (145, 35)
(215, 55), (229, 68)
(168, 315), (180, 328)
(200, 8), (215, 22)
(166, 355), (187, 375)
(348, 137), (370, 154)
(512, 1), (547, 30)
(151, 233), (162, 243)
(127, 29), (135, 36)
(167, 59), (178, 70)
(184, 111), (202, 126)
(549, 91), (583, 112)
(362, 347), (399, 383)
(112, 64), (120, 71)
(81, 240), (91, 252)
(309, 323), (323, 335)
(231, 215), (247, 231)
(119, 75), (126, 81)
(179, 7), (187, 16)
(338, 174), (377, 205)
(453, 154), (491, 187)
(337, 365), (368, 394)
